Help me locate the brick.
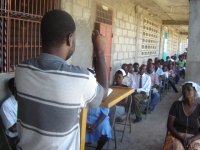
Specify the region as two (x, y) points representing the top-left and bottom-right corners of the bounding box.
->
(124, 14), (128, 21)
(117, 11), (123, 19)
(130, 24), (135, 30)
(77, 0), (88, 7)
(61, 1), (72, 12)
(119, 37), (124, 44)
(116, 28), (122, 36)
(114, 19), (120, 27)
(128, 31), (132, 37)
(120, 20), (125, 28)
(129, 16), (134, 23)
(118, 52), (124, 60)
(125, 22), (130, 29)
(123, 29), (127, 36)
(129, 52), (134, 58)
(113, 36), (118, 44)
(73, 5), (83, 17)
(122, 45), (127, 51)
(125, 37), (129, 44)
(124, 52), (128, 59)
(132, 45), (136, 51)
(113, 52), (118, 60)
(130, 38), (134, 44)
(83, 8), (90, 20)
(126, 45), (131, 51)
(115, 44), (121, 52)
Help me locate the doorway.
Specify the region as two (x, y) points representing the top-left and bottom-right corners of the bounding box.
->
(94, 5), (113, 82)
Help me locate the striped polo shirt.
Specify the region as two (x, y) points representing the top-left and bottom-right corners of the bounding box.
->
(15, 53), (104, 150)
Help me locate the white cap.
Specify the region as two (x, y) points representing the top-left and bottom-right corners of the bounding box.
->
(117, 69), (126, 77)
(179, 81), (200, 101)
(183, 81), (200, 98)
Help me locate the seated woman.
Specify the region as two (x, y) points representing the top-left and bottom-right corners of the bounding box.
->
(86, 107), (112, 150)
(163, 82), (200, 150)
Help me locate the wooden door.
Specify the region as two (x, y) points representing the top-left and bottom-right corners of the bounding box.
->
(95, 22), (112, 82)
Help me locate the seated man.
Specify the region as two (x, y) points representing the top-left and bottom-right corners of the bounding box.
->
(0, 78), (18, 149)
(131, 64), (151, 123)
(133, 62), (139, 76)
(177, 55), (186, 79)
(121, 63), (133, 88)
(145, 64), (160, 112)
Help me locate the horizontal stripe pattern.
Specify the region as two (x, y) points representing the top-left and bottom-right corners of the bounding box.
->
(15, 54), (101, 150)
(18, 64), (89, 79)
(17, 119), (79, 137)
(15, 65), (96, 106)
(17, 91), (80, 108)
(17, 95), (79, 133)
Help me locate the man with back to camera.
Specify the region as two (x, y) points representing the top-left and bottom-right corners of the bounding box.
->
(15, 10), (108, 150)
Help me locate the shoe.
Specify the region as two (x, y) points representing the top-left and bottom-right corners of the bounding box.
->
(133, 117), (142, 123)
(142, 110), (150, 114)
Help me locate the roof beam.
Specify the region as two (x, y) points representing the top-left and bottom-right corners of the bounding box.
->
(162, 20), (189, 25)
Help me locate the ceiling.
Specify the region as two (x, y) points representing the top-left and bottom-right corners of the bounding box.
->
(132, 0), (189, 32)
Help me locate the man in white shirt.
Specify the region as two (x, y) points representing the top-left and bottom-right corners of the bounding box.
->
(133, 62), (139, 76)
(146, 64), (160, 112)
(121, 64), (133, 87)
(0, 78), (18, 149)
(131, 64), (151, 123)
(154, 60), (164, 76)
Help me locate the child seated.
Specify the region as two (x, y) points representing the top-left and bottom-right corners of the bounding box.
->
(113, 69), (128, 121)
(86, 108), (112, 150)
(0, 78), (18, 149)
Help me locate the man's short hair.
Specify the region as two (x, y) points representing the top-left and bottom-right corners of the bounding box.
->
(41, 10), (76, 48)
(133, 62), (139, 66)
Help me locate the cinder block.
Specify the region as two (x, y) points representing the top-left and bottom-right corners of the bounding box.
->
(120, 20), (125, 28)
(119, 37), (125, 44)
(123, 29), (127, 36)
(122, 45), (127, 51)
(118, 52), (124, 60)
(125, 22), (130, 29)
(117, 11), (123, 19)
(115, 44), (122, 52)
(73, 5), (83, 17)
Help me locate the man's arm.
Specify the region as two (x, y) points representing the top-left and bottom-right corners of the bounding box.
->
(92, 30), (108, 98)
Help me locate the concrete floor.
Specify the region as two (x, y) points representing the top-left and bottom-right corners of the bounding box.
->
(86, 82), (183, 150)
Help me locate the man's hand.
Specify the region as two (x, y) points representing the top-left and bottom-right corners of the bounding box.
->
(92, 30), (106, 55)
(87, 124), (96, 133)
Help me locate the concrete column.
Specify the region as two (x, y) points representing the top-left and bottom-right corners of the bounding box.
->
(186, 0), (200, 83)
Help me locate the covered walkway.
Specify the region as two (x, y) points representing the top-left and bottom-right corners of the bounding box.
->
(1, 0), (200, 150)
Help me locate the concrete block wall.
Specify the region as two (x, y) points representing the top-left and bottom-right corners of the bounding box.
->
(167, 27), (180, 56)
(179, 35), (188, 54)
(61, 0), (94, 68)
(60, 0), (183, 83)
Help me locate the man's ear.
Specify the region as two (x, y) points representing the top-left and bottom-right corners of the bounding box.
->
(66, 33), (73, 46)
